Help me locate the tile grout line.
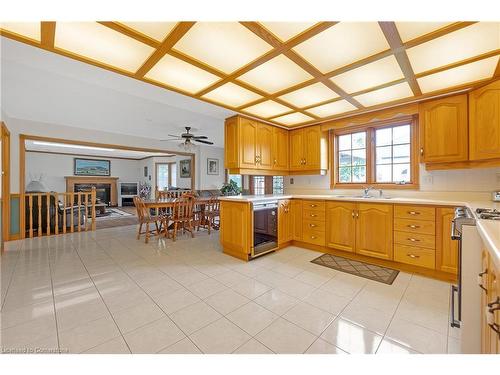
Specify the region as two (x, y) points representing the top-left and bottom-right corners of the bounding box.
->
(47, 245), (63, 353)
(0, 246), (22, 311)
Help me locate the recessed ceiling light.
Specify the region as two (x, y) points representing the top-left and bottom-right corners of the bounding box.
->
(242, 100), (292, 118)
(395, 22), (453, 43)
(330, 55), (404, 94)
(238, 55), (313, 94)
(259, 22), (317, 42)
(278, 82), (339, 108)
(417, 56), (499, 93)
(306, 100), (357, 117)
(202, 82), (262, 107)
(119, 22), (178, 42)
(406, 22), (500, 74)
(353, 82), (414, 107)
(145, 54), (220, 94)
(55, 22), (155, 72)
(293, 22), (390, 73)
(272, 112), (314, 125)
(0, 22), (40, 41)
(173, 22), (273, 74)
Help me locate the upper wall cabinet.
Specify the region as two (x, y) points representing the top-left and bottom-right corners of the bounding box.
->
(469, 80), (500, 161)
(289, 125), (328, 173)
(224, 115), (290, 175)
(419, 94), (468, 163)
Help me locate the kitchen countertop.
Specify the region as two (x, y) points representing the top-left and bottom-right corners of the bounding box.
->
(219, 193), (500, 269)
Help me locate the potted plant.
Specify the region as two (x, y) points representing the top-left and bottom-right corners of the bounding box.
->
(220, 180), (242, 196)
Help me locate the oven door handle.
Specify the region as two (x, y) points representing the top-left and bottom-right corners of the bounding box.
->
(451, 219), (461, 241)
(450, 285), (461, 328)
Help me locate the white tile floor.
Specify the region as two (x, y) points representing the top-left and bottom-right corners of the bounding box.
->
(0, 225), (460, 354)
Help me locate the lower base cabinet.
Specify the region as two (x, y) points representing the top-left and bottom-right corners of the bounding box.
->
(278, 200), (292, 244)
(219, 201), (252, 260)
(480, 248), (500, 354)
(325, 201), (356, 252)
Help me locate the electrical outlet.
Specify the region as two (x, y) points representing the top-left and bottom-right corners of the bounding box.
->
(423, 175), (433, 185)
(289, 178), (294, 185)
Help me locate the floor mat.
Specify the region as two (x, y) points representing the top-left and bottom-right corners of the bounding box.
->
(311, 253), (399, 285)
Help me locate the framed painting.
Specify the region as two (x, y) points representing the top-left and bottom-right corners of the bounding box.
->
(74, 158), (111, 176)
(207, 158), (219, 175)
(179, 159), (191, 178)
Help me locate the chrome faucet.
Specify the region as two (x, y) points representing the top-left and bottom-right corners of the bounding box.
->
(362, 186), (375, 198)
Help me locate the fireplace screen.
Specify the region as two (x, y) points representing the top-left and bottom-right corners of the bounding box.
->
(74, 183), (111, 205)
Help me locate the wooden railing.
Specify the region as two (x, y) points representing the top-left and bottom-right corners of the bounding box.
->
(23, 188), (96, 238)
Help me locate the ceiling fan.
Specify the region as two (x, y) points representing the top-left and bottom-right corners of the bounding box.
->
(161, 127), (213, 151)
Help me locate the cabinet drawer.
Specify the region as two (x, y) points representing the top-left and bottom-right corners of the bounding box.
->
(303, 209), (326, 221)
(394, 205), (435, 221)
(394, 231), (436, 249)
(301, 229), (325, 246)
(302, 219), (325, 232)
(394, 218), (436, 235)
(394, 244), (436, 269)
(301, 200), (325, 211)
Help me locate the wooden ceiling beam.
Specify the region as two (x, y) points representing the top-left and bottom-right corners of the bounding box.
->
(379, 21), (421, 96)
(135, 22), (195, 78)
(195, 22), (336, 98)
(40, 22), (56, 49)
(98, 22), (160, 48)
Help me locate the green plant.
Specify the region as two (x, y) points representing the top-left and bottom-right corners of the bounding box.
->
(220, 179), (242, 196)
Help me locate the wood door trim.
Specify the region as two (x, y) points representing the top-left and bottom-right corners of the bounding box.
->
(1, 122), (10, 246)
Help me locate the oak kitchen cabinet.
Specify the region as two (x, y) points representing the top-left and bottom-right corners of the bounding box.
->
(289, 125), (328, 173)
(419, 94), (468, 163)
(219, 200), (253, 261)
(436, 207), (459, 274)
(469, 80), (500, 161)
(224, 115), (289, 175)
(479, 248), (500, 354)
(291, 199), (303, 241)
(325, 201), (356, 253)
(278, 199), (292, 244)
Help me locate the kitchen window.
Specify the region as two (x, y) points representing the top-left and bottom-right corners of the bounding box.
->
(272, 176), (284, 194)
(332, 116), (418, 189)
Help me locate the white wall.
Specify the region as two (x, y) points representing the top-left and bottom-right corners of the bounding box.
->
(198, 146), (225, 190)
(25, 152), (140, 192)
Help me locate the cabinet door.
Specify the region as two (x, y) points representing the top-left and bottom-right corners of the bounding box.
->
(303, 126), (321, 168)
(326, 201), (356, 252)
(224, 117), (239, 169)
(278, 200), (292, 244)
(291, 199), (303, 241)
(257, 124), (273, 169)
(487, 262), (500, 354)
(480, 249), (490, 354)
(355, 203), (394, 260)
(220, 201), (252, 260)
(289, 129), (304, 170)
(239, 118), (259, 168)
(436, 207), (458, 274)
(469, 80), (500, 160)
(272, 127), (289, 171)
(419, 94), (468, 163)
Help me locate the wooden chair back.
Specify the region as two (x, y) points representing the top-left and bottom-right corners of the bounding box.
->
(156, 190), (169, 200)
(133, 196), (150, 221)
(207, 197), (220, 214)
(172, 196), (194, 221)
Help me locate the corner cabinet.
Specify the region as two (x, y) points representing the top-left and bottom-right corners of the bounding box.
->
(419, 94), (468, 163)
(289, 125), (328, 173)
(480, 248), (500, 354)
(224, 115), (289, 175)
(436, 207), (458, 274)
(469, 80), (500, 161)
(278, 199), (292, 244)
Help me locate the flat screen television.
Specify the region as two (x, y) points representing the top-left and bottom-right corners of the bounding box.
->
(120, 182), (138, 196)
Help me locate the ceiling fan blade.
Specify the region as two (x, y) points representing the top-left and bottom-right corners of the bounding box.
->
(167, 134), (183, 138)
(194, 139), (214, 145)
(192, 136), (208, 139)
(160, 137), (182, 141)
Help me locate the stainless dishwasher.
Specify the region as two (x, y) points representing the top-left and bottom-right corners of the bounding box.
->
(251, 200), (278, 259)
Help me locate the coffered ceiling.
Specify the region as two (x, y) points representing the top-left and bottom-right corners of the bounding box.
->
(1, 21), (499, 127)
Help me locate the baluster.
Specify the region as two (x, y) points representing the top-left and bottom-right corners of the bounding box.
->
(91, 187), (96, 231)
(84, 193), (88, 231)
(77, 193), (82, 232)
(62, 194), (67, 234)
(70, 193), (74, 233)
(46, 192), (51, 236)
(37, 194), (42, 237)
(29, 194), (33, 238)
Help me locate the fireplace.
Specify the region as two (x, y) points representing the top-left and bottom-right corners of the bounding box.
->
(74, 183), (111, 206)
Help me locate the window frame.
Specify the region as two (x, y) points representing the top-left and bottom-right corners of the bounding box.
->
(331, 116), (419, 189)
(155, 162), (176, 191)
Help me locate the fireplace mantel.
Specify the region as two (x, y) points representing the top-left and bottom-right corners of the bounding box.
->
(65, 176), (119, 206)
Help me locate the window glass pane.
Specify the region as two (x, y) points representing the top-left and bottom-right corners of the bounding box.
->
(253, 176), (265, 195)
(393, 163), (411, 182)
(393, 125), (410, 145)
(393, 144), (410, 164)
(156, 164), (169, 190)
(339, 150), (352, 166)
(376, 164), (392, 182)
(352, 132), (366, 149)
(352, 149), (366, 166)
(272, 176), (284, 194)
(376, 127), (392, 146)
(170, 163), (177, 188)
(339, 167), (352, 183)
(228, 174), (242, 189)
(376, 146), (392, 165)
(352, 166), (366, 182)
(338, 134), (351, 150)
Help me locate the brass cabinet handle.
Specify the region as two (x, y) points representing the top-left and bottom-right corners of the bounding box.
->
(311, 236), (316, 239)
(407, 238), (420, 242)
(310, 204), (317, 207)
(478, 269), (488, 293)
(420, 148), (424, 156)
(309, 224), (317, 227)
(356, 211), (359, 218)
(310, 214), (317, 217)
(408, 211), (420, 215)
(407, 224), (420, 229)
(407, 253), (420, 259)
(352, 211), (355, 218)
(273, 159), (277, 164)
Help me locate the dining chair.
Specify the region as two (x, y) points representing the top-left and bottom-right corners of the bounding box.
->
(133, 196), (163, 244)
(204, 197), (220, 234)
(167, 195), (195, 241)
